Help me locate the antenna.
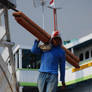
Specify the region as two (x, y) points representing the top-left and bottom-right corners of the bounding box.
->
(33, 0), (48, 29)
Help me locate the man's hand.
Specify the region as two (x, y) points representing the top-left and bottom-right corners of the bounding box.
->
(36, 39), (40, 42)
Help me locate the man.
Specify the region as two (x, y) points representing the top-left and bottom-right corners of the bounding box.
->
(31, 31), (66, 92)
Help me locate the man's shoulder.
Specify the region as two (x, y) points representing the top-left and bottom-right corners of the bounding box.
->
(59, 48), (65, 53)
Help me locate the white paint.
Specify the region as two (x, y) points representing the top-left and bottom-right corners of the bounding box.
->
(0, 27), (6, 41)
(1, 47), (9, 63)
(16, 70), (39, 83)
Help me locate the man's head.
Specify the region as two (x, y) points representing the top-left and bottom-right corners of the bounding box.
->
(51, 31), (62, 46)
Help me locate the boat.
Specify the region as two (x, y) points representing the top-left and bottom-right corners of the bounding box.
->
(13, 33), (92, 92)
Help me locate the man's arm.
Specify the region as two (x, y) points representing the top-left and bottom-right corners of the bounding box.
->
(31, 40), (42, 54)
(59, 51), (66, 88)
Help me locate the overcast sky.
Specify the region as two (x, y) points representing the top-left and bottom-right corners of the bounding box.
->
(8, 0), (92, 46)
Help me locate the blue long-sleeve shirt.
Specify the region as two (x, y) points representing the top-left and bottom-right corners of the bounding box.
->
(31, 40), (66, 82)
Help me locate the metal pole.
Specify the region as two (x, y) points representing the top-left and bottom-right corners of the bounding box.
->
(0, 16), (2, 27)
(41, 0), (45, 29)
(42, 5), (45, 29)
(0, 9), (4, 26)
(19, 49), (22, 69)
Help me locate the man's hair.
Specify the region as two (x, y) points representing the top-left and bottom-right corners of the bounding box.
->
(51, 36), (62, 46)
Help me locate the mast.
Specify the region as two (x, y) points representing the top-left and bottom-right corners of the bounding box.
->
(53, 8), (58, 31)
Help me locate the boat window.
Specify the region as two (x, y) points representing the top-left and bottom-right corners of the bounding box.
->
(85, 51), (89, 59)
(79, 53), (83, 61)
(22, 49), (41, 69)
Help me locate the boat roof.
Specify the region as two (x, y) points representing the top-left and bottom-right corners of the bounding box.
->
(64, 33), (92, 49)
(13, 33), (92, 53)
